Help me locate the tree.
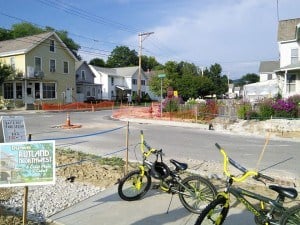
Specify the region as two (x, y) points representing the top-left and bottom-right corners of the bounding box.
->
(206, 63), (227, 96)
(141, 55), (161, 71)
(89, 58), (106, 67)
(0, 28), (13, 41)
(11, 22), (44, 38)
(0, 62), (14, 85)
(106, 46), (138, 67)
(148, 73), (172, 97)
(241, 73), (259, 84)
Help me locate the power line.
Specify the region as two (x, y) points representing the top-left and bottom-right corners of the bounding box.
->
(35, 0), (141, 34)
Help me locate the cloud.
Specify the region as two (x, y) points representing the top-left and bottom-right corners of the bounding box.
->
(125, 0), (284, 78)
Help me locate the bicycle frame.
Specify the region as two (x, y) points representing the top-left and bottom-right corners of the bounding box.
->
(222, 184), (285, 225)
(216, 143), (287, 225)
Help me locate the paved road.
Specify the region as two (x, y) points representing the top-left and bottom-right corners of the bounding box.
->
(5, 110), (299, 180)
(1, 110), (299, 225)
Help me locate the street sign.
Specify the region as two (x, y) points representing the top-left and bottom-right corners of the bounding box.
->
(158, 74), (166, 78)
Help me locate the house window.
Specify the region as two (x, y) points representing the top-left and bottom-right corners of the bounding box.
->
(286, 74), (296, 93)
(34, 57), (42, 73)
(42, 83), (56, 99)
(16, 83), (23, 99)
(3, 83), (13, 99)
(141, 80), (146, 86)
(267, 74), (272, 80)
(86, 86), (91, 97)
(50, 39), (55, 52)
(10, 57), (15, 70)
(81, 70), (86, 80)
(50, 59), (56, 72)
(63, 61), (69, 74)
(132, 79), (137, 85)
(111, 77), (114, 86)
(291, 48), (298, 64)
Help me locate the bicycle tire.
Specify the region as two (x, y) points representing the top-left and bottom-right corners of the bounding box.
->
(194, 196), (229, 225)
(178, 175), (217, 214)
(280, 205), (300, 225)
(118, 169), (151, 201)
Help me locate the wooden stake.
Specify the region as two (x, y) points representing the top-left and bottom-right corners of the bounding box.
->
(22, 186), (28, 225)
(125, 121), (129, 174)
(256, 132), (271, 171)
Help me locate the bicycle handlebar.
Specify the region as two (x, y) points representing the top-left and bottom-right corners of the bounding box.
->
(215, 143), (274, 183)
(140, 130), (163, 158)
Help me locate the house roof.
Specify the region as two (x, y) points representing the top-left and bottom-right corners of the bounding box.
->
(90, 66), (144, 78)
(76, 61), (95, 77)
(259, 61), (280, 73)
(276, 62), (300, 71)
(115, 66), (139, 77)
(0, 32), (77, 60)
(90, 66), (118, 76)
(278, 18), (300, 42)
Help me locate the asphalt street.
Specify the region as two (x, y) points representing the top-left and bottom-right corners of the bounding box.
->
(1, 109), (299, 225)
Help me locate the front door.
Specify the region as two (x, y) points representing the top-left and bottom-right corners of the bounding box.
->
(65, 88), (72, 103)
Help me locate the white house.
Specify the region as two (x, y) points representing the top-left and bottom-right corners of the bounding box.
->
(89, 65), (158, 101)
(275, 18), (300, 98)
(243, 61), (280, 103)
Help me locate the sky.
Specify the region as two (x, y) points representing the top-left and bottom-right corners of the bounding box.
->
(1, 0), (300, 79)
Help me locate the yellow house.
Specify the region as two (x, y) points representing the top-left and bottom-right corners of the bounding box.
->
(0, 32), (77, 109)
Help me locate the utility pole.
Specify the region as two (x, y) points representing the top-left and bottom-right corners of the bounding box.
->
(137, 31), (154, 104)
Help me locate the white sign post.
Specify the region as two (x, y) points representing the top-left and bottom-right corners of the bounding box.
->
(1, 116), (27, 142)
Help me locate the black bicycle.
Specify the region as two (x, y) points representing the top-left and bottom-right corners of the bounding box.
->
(118, 130), (217, 214)
(195, 143), (300, 225)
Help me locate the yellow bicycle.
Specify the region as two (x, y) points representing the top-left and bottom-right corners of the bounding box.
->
(118, 130), (217, 214)
(195, 143), (299, 225)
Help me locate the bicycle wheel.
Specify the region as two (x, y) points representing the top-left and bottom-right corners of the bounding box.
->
(195, 196), (229, 225)
(280, 205), (300, 225)
(118, 169), (151, 201)
(178, 175), (217, 214)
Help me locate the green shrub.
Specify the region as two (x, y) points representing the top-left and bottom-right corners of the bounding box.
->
(164, 98), (179, 112)
(258, 99), (274, 120)
(237, 102), (252, 119)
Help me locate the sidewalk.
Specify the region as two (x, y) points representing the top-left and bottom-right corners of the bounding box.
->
(48, 185), (255, 225)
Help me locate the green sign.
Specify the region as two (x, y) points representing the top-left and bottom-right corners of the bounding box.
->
(0, 140), (55, 187)
(158, 73), (166, 78)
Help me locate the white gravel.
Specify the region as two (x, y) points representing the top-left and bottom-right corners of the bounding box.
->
(2, 178), (102, 223)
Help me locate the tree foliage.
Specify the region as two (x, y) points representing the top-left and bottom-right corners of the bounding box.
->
(148, 61), (229, 101)
(89, 58), (106, 67)
(236, 73), (259, 86)
(141, 55), (161, 71)
(106, 46), (138, 68)
(0, 62), (14, 85)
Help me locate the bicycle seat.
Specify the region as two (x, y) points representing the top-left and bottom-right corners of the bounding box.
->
(170, 159), (188, 171)
(269, 185), (298, 199)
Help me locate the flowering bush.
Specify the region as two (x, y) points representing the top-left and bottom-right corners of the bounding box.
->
(272, 99), (298, 118)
